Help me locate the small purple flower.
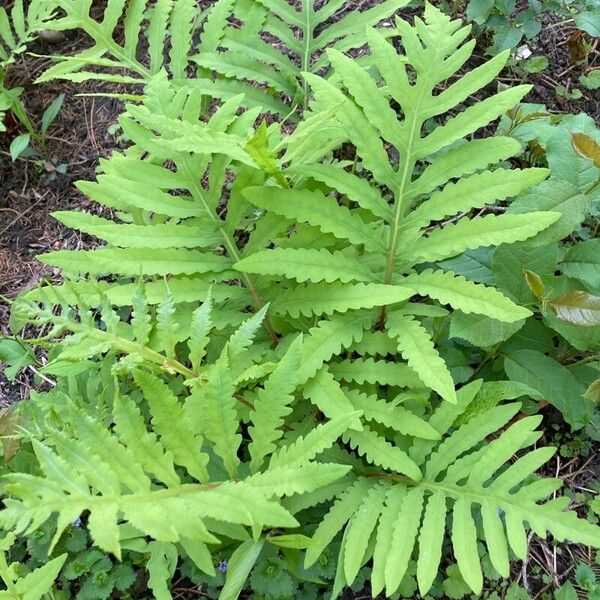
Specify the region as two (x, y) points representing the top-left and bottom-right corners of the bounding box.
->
(217, 560), (228, 573)
(72, 518), (82, 528)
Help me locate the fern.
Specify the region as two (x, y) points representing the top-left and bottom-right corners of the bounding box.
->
(234, 4), (555, 403)
(37, 0), (200, 84)
(8, 5), (598, 597)
(0, 301), (354, 594)
(194, 0), (409, 114)
(0, 0), (57, 132)
(36, 0), (406, 116)
(305, 385), (600, 597)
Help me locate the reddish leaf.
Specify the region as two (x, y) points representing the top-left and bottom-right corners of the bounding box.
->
(550, 291), (600, 326)
(571, 132), (600, 168)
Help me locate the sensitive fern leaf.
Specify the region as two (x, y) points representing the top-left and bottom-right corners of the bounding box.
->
(1, 305), (355, 569)
(0, 0), (57, 131)
(387, 313), (456, 403)
(193, 0), (410, 114)
(308, 398), (600, 597)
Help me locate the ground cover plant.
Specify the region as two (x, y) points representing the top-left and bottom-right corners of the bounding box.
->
(0, 0), (599, 599)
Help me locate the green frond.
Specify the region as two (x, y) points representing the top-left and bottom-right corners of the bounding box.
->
(51, 212), (223, 249)
(134, 370), (210, 483)
(289, 163), (393, 221)
(311, 398), (600, 596)
(243, 186), (385, 252)
(344, 388), (440, 440)
(329, 357), (423, 389)
(303, 367), (357, 419)
(38, 247), (233, 277)
(296, 313), (373, 384)
(386, 313), (456, 403)
(343, 483), (389, 583)
(404, 168), (550, 230)
(185, 355), (241, 478)
(249, 335), (303, 472)
(268, 412), (362, 470)
(304, 478), (373, 568)
(0, 0), (56, 66)
(407, 212), (560, 263)
(343, 426), (422, 481)
(406, 138), (523, 200)
(399, 269), (531, 323)
(235, 248), (376, 284)
(270, 282), (412, 318)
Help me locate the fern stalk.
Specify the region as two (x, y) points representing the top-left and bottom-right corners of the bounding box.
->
(181, 156), (278, 344)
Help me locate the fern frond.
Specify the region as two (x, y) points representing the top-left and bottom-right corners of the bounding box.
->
(309, 399), (600, 597)
(134, 370), (210, 483)
(304, 478), (373, 567)
(343, 483), (390, 583)
(296, 313), (373, 384)
(329, 357), (423, 389)
(37, 0), (208, 84)
(344, 389), (440, 440)
(248, 335), (303, 472)
(243, 187), (385, 252)
(196, 0), (408, 113)
(270, 282), (412, 318)
(344, 426), (422, 482)
(186, 353), (240, 478)
(0, 0), (56, 67)
(399, 269), (531, 322)
(38, 247), (233, 277)
(268, 412), (363, 470)
(236, 248), (376, 284)
(407, 212), (560, 263)
(303, 366), (357, 419)
(51, 212), (223, 249)
(386, 313), (456, 403)
(404, 168), (549, 228)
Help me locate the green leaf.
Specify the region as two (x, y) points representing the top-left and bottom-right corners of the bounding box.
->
(416, 491), (447, 594)
(9, 132), (30, 160)
(405, 168), (548, 229)
(147, 541), (178, 600)
(52, 212), (222, 249)
(343, 483), (388, 583)
(244, 186), (385, 252)
(561, 239), (600, 289)
(305, 479), (372, 568)
(15, 553), (67, 600)
(38, 248), (232, 276)
(466, 0), (494, 24)
(492, 243), (558, 304)
(235, 248), (375, 283)
(134, 371), (210, 482)
(269, 282), (412, 318)
(296, 312), (372, 384)
(41, 93), (65, 135)
(344, 426), (423, 481)
(504, 349), (593, 429)
(400, 269), (531, 323)
(408, 212), (559, 263)
(507, 180), (590, 246)
(583, 380), (600, 404)
(387, 313), (456, 403)
(450, 312), (524, 349)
